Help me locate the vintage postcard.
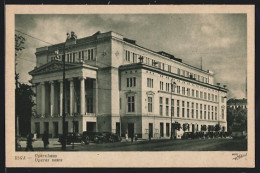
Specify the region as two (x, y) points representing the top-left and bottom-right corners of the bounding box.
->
(5, 5), (255, 167)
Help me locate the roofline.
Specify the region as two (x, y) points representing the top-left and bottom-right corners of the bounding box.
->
(119, 63), (227, 92)
(120, 38), (213, 76)
(36, 30), (213, 76)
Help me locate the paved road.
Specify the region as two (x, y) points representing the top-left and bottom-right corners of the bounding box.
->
(18, 138), (247, 151)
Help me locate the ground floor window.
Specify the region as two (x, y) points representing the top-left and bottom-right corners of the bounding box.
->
(166, 123), (170, 137)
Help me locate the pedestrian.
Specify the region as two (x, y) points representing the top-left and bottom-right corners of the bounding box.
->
(125, 132), (128, 141)
(42, 131), (49, 149)
(25, 133), (34, 151)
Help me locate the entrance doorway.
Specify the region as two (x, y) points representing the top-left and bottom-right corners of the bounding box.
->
(53, 122), (58, 138)
(149, 123), (153, 138)
(116, 122), (120, 136)
(166, 123), (169, 137)
(87, 122), (96, 132)
(44, 122), (49, 134)
(73, 121), (79, 133)
(128, 123), (134, 138)
(160, 123), (164, 137)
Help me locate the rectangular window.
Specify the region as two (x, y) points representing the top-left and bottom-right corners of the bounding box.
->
(221, 96), (224, 103)
(125, 50), (130, 61)
(166, 123), (170, 137)
(147, 78), (153, 88)
(187, 88), (190, 96)
(177, 100), (180, 117)
(128, 96), (135, 112)
(120, 98), (121, 110)
(204, 92), (207, 100)
(182, 87), (185, 95)
(215, 95), (218, 102)
(196, 90), (199, 98)
(182, 101), (185, 117)
(187, 108), (190, 118)
(130, 78), (132, 87)
(127, 77), (136, 87)
(196, 110), (198, 119)
(171, 99), (174, 117)
(204, 111), (206, 119)
(148, 97), (153, 112)
(177, 68), (180, 75)
(200, 91), (203, 99)
(192, 89), (195, 97)
(160, 97), (163, 116)
(212, 94), (214, 101)
(200, 111), (202, 119)
(222, 108), (224, 119)
(168, 65), (171, 72)
(177, 86), (180, 94)
(215, 106), (218, 120)
(166, 98), (169, 116)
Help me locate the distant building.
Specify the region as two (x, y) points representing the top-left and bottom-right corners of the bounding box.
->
(227, 98), (247, 109)
(29, 31), (228, 139)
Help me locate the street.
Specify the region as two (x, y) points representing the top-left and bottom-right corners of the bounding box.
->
(18, 138), (247, 151)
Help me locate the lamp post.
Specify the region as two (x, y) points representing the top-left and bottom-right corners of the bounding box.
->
(61, 34), (69, 151)
(61, 31), (77, 151)
(170, 80), (176, 140)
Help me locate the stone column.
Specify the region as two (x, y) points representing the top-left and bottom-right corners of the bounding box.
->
(80, 77), (86, 115)
(69, 79), (74, 116)
(59, 80), (63, 116)
(50, 81), (55, 117)
(31, 84), (37, 115)
(41, 82), (46, 116)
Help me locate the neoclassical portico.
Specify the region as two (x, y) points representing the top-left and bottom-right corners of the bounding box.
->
(29, 61), (98, 137)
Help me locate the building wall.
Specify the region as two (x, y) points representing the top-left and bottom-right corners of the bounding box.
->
(31, 31), (228, 138)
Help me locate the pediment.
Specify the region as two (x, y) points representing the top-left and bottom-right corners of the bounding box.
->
(29, 61), (82, 75)
(146, 91), (155, 95)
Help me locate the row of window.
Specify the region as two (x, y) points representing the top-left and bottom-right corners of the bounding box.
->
(159, 81), (219, 102)
(126, 96), (225, 120)
(48, 48), (96, 63)
(124, 49), (210, 85)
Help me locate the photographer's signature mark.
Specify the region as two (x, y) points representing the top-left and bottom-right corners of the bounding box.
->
(232, 153), (247, 160)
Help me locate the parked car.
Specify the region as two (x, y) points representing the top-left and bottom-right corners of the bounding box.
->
(101, 132), (121, 142)
(58, 132), (82, 145)
(82, 131), (99, 144)
(181, 132), (194, 139)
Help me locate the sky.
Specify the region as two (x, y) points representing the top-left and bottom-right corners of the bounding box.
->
(15, 14), (247, 99)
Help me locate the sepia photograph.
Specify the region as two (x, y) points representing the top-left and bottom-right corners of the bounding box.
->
(6, 5), (255, 167)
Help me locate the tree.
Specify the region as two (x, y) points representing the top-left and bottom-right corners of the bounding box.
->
(182, 123), (189, 132)
(201, 125), (207, 131)
(16, 83), (35, 137)
(214, 124), (221, 132)
(227, 106), (247, 133)
(208, 125), (214, 132)
(172, 121), (181, 131)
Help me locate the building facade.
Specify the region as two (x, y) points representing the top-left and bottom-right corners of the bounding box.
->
(29, 31), (228, 139)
